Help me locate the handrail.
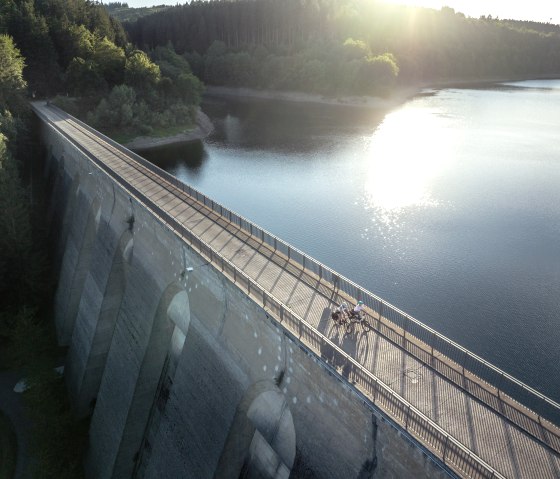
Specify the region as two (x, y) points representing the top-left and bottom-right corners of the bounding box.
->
(138, 187), (507, 479)
(50, 103), (560, 429)
(36, 102), (560, 468)
(37, 105), (506, 478)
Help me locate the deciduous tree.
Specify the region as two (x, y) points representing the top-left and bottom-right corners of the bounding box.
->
(0, 34), (26, 111)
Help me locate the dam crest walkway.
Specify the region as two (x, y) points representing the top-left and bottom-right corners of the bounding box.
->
(33, 102), (560, 479)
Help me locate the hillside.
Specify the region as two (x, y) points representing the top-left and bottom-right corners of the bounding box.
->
(1, 0), (204, 142)
(103, 2), (172, 23)
(125, 0), (560, 96)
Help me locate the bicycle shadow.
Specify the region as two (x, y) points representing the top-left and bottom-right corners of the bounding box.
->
(319, 307), (374, 381)
(319, 308), (359, 379)
(339, 329), (363, 380)
(319, 307), (342, 364)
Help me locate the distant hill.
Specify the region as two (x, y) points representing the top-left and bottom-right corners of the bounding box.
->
(103, 2), (172, 23)
(123, 0), (560, 96)
(486, 15), (560, 35)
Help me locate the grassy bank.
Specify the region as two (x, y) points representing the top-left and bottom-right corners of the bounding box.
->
(111, 121), (196, 144)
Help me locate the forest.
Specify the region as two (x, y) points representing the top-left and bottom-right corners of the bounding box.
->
(125, 0), (560, 96)
(104, 2), (172, 23)
(0, 1), (202, 476)
(1, 31), (88, 478)
(0, 0), (203, 140)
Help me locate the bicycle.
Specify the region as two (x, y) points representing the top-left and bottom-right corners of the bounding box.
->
(344, 311), (373, 335)
(331, 305), (372, 336)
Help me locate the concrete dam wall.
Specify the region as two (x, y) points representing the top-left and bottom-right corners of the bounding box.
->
(40, 114), (452, 478)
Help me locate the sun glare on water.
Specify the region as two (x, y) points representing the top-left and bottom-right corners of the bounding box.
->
(363, 101), (456, 218)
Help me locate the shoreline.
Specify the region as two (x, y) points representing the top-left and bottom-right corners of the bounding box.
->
(124, 108), (214, 151)
(205, 73), (560, 108)
(126, 74), (560, 150)
(204, 85), (420, 110)
(418, 73), (560, 93)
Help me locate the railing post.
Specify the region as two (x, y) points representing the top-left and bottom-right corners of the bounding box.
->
(497, 371), (505, 392)
(497, 371), (505, 400)
(442, 435), (450, 462)
(405, 404), (411, 429)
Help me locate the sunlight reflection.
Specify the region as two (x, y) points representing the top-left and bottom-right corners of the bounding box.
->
(363, 102), (456, 223)
(223, 114), (243, 143)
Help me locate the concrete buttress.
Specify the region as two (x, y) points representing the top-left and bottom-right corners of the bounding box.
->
(39, 112), (453, 479)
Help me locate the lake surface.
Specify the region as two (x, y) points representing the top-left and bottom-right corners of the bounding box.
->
(140, 80), (560, 403)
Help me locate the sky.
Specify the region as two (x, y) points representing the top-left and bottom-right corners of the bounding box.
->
(121, 0), (560, 25)
(382, 0), (560, 23)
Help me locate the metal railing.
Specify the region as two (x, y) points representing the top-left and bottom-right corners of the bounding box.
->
(38, 106), (506, 478)
(154, 197), (507, 479)
(51, 104), (560, 430)
(183, 233), (506, 479)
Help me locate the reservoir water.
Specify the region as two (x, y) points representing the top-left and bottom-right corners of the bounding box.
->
(140, 80), (560, 403)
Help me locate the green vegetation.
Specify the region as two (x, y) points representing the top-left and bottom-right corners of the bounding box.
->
(0, 411), (17, 479)
(0, 0), (127, 96)
(83, 46), (203, 138)
(104, 2), (172, 23)
(0, 0), (203, 140)
(110, 122), (198, 145)
(0, 35), (41, 318)
(0, 4), (203, 475)
(9, 309), (89, 479)
(194, 38), (399, 96)
(1, 15), (88, 479)
(127, 0), (560, 96)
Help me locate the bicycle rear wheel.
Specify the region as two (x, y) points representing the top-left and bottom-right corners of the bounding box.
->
(361, 318), (373, 332)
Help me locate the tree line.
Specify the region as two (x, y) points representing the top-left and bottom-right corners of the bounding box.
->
(104, 2), (172, 23)
(1, 32), (89, 477)
(124, 0), (560, 96)
(0, 1), (200, 475)
(1, 0), (203, 139)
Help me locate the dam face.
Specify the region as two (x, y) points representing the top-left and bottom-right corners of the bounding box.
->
(39, 114), (452, 479)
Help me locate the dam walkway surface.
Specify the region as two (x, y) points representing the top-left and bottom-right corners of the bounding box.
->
(33, 102), (560, 479)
